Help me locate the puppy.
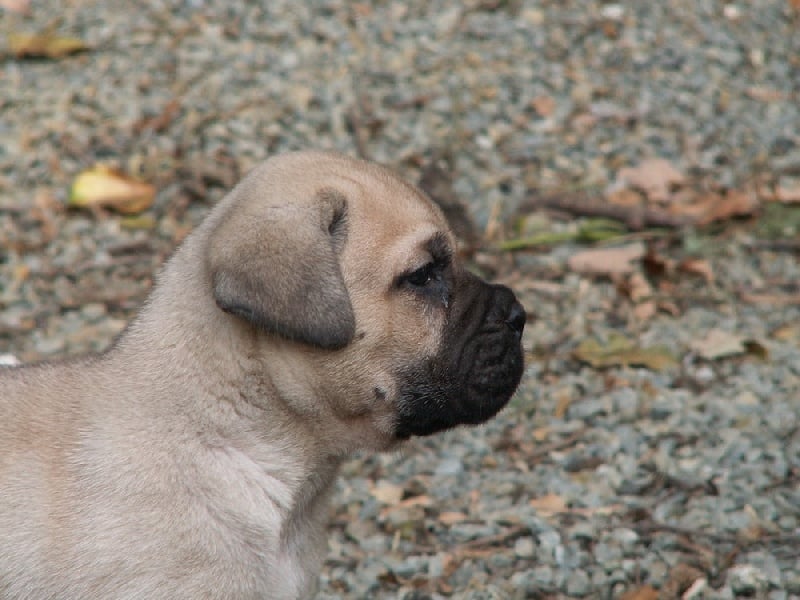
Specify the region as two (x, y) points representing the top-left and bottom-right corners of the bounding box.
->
(0, 151), (525, 599)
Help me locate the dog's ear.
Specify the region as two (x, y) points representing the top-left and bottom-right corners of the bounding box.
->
(207, 187), (355, 350)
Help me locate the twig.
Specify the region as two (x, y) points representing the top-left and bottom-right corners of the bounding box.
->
(455, 524), (529, 551)
(527, 426), (589, 461)
(633, 519), (799, 551)
(520, 191), (694, 230)
(745, 239), (800, 253)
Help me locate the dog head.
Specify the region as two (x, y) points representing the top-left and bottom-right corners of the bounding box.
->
(203, 151), (525, 448)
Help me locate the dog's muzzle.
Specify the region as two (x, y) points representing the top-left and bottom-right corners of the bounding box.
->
(395, 276), (526, 439)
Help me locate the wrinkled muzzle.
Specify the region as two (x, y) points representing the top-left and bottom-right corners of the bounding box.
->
(395, 274), (526, 439)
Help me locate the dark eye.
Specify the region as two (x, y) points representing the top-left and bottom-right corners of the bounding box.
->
(403, 263), (436, 287)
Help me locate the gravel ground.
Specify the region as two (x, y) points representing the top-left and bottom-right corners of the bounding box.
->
(2, 1), (800, 598)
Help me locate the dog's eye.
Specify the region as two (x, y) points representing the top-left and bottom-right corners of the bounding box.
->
(403, 263), (436, 287)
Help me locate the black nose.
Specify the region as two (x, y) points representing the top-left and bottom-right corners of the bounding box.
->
(505, 301), (526, 335)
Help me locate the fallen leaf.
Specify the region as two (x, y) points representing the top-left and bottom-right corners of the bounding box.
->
(775, 181), (800, 203)
(690, 329), (746, 360)
(531, 425), (553, 442)
(0, 0), (30, 14)
(370, 481), (404, 505)
(530, 95), (556, 117)
(618, 585), (659, 600)
(689, 329), (767, 360)
(373, 491), (433, 523)
(617, 158), (685, 203)
(664, 189), (757, 224)
(132, 99), (182, 135)
(512, 280), (565, 297)
(677, 258), (714, 283)
(120, 214), (157, 230)
(656, 299), (681, 316)
(9, 31), (90, 59)
(660, 564), (706, 599)
(568, 243), (645, 276)
(68, 165), (156, 214)
(745, 87), (785, 102)
(633, 300), (657, 321)
(625, 272), (654, 302)
(573, 332), (678, 371)
(529, 494), (622, 517)
(682, 577), (709, 599)
(571, 112), (598, 132)
(695, 189), (759, 225)
(741, 292), (800, 307)
(553, 387), (573, 419)
(396, 494), (434, 509)
(771, 323), (800, 344)
(529, 493), (568, 514)
(438, 511), (468, 525)
(606, 187), (643, 207)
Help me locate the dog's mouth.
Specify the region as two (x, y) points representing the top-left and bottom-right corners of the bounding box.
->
(394, 283), (526, 439)
(455, 322), (525, 425)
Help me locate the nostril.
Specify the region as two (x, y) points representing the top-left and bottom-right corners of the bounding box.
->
(505, 301), (526, 334)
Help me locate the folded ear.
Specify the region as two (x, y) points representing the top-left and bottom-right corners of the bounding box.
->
(207, 187), (355, 350)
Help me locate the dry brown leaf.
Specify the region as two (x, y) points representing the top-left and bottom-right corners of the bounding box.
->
(682, 577), (709, 599)
(370, 481), (404, 505)
(568, 243), (645, 276)
(626, 272), (653, 302)
(661, 564), (706, 599)
(607, 187), (643, 207)
(529, 493), (568, 514)
(617, 158), (685, 203)
(571, 112), (598, 132)
(0, 0), (30, 14)
(515, 280), (566, 297)
(690, 329), (746, 360)
(678, 258), (714, 283)
(132, 99), (182, 135)
(396, 494), (434, 509)
(531, 426), (553, 442)
(633, 300), (657, 321)
(573, 332), (678, 371)
(530, 95), (556, 117)
(775, 182), (800, 203)
(378, 496), (430, 521)
(689, 329), (767, 361)
(438, 511), (468, 525)
(745, 87), (785, 102)
(553, 388), (573, 419)
(663, 189), (759, 225)
(618, 585), (659, 600)
(9, 31), (90, 59)
(529, 494), (622, 517)
(741, 292), (800, 307)
(657, 299), (681, 316)
(68, 165), (156, 214)
(771, 323), (800, 344)
(697, 189), (759, 225)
